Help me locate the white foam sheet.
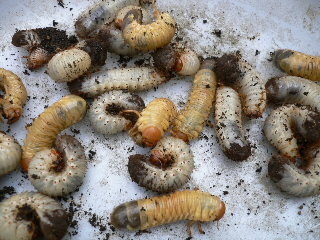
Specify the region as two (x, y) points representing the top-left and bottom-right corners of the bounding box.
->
(0, 0), (320, 239)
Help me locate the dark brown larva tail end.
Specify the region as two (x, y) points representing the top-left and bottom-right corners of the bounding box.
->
(265, 77), (280, 102)
(303, 113), (320, 144)
(67, 79), (86, 97)
(12, 30), (28, 47)
(120, 110), (141, 126)
(268, 155), (291, 183)
(128, 154), (149, 185)
(152, 45), (178, 73)
(122, 9), (143, 29)
(273, 49), (294, 68)
(127, 94), (146, 110)
(39, 209), (69, 240)
(200, 58), (215, 70)
(215, 54), (242, 85)
(80, 38), (108, 67)
(224, 143), (251, 161)
(111, 201), (141, 230)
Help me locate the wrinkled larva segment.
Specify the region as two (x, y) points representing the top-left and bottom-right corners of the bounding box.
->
(175, 49), (201, 75)
(122, 9), (176, 52)
(129, 98), (177, 147)
(215, 54), (266, 118)
(266, 76), (320, 112)
(0, 192), (69, 240)
(22, 95), (87, 171)
(75, 0), (140, 38)
(171, 60), (216, 142)
(0, 68), (28, 123)
(111, 190), (225, 232)
(268, 143), (320, 197)
(47, 48), (91, 82)
(264, 105), (320, 160)
(27, 48), (51, 70)
(215, 86), (251, 161)
(88, 91), (145, 135)
(128, 136), (194, 193)
(115, 5), (153, 28)
(274, 49), (320, 81)
(0, 132), (21, 177)
(68, 67), (168, 98)
(28, 135), (87, 197)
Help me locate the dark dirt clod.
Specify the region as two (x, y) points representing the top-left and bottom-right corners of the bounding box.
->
(152, 45), (177, 73)
(212, 29), (222, 38)
(0, 186), (16, 201)
(224, 142), (252, 161)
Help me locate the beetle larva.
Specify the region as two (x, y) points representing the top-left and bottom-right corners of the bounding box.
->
(128, 136), (194, 192)
(68, 67), (168, 98)
(128, 98), (177, 147)
(47, 48), (91, 82)
(264, 105), (320, 160)
(171, 60), (216, 142)
(215, 54), (266, 118)
(0, 132), (21, 177)
(75, 0), (140, 38)
(22, 95), (87, 171)
(266, 76), (320, 112)
(122, 8), (176, 51)
(268, 143), (320, 197)
(0, 192), (68, 240)
(88, 90), (145, 135)
(274, 49), (320, 81)
(28, 135), (87, 197)
(111, 190), (225, 235)
(152, 44), (200, 76)
(0, 68), (28, 123)
(214, 86), (251, 161)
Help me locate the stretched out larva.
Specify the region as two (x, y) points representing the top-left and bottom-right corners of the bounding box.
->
(128, 136), (194, 193)
(274, 49), (320, 81)
(75, 0), (140, 38)
(88, 90), (145, 135)
(152, 44), (201, 76)
(28, 135), (87, 197)
(0, 192), (68, 240)
(264, 105), (320, 160)
(47, 48), (92, 83)
(266, 76), (320, 112)
(68, 67), (168, 98)
(214, 86), (251, 161)
(111, 190), (225, 234)
(22, 95), (87, 171)
(0, 132), (21, 177)
(215, 54), (266, 118)
(0, 68), (28, 123)
(122, 9), (176, 51)
(171, 60), (216, 142)
(268, 143), (320, 197)
(128, 98), (177, 147)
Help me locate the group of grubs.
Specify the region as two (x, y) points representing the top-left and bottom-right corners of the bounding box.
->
(0, 0), (320, 239)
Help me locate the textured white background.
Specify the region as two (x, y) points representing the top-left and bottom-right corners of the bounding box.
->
(0, 0), (320, 239)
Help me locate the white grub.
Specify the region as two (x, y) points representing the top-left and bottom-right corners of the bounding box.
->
(47, 48), (91, 82)
(264, 104), (320, 159)
(28, 135), (87, 197)
(0, 132), (21, 177)
(0, 192), (68, 240)
(176, 49), (200, 76)
(89, 91), (145, 135)
(215, 86), (251, 161)
(266, 76), (320, 112)
(128, 136), (194, 193)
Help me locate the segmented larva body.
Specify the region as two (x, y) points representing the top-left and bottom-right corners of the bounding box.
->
(129, 98), (177, 147)
(152, 45), (200, 76)
(47, 48), (91, 82)
(274, 49), (320, 81)
(268, 144), (320, 197)
(171, 60), (216, 142)
(122, 10), (176, 51)
(266, 76), (320, 112)
(28, 135), (87, 197)
(68, 67), (168, 98)
(0, 68), (28, 123)
(22, 95), (87, 171)
(88, 91), (145, 135)
(215, 86), (251, 161)
(264, 105), (320, 160)
(215, 54), (266, 118)
(0, 132), (21, 177)
(75, 0), (140, 38)
(27, 48), (51, 70)
(128, 136), (194, 193)
(111, 190), (226, 232)
(115, 5), (152, 28)
(0, 192), (68, 240)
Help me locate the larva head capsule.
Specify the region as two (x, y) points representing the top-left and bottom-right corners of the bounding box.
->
(142, 126), (163, 147)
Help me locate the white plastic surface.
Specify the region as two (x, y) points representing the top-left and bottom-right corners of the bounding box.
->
(0, 0), (320, 239)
